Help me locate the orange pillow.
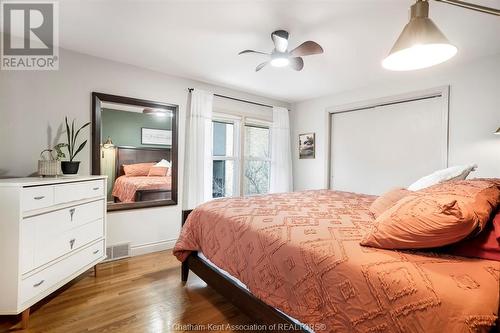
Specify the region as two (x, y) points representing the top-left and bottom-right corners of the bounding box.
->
(148, 166), (168, 177)
(123, 162), (155, 177)
(369, 188), (411, 218)
(361, 179), (500, 250)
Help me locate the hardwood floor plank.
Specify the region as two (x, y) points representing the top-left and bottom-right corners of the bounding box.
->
(0, 250), (257, 333)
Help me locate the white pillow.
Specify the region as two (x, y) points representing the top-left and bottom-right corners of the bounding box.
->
(408, 164), (477, 191)
(155, 159), (171, 168)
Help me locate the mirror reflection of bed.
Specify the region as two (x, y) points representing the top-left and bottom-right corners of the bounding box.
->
(112, 147), (172, 203)
(94, 95), (177, 210)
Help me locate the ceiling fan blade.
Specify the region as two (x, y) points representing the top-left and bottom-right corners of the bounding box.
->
(271, 30), (289, 53)
(255, 61), (268, 72)
(289, 57), (304, 71)
(290, 41), (324, 57)
(238, 49), (269, 55)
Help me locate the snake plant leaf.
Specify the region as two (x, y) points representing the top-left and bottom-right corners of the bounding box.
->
(71, 119), (75, 158)
(72, 140), (88, 161)
(65, 117), (71, 157)
(73, 122), (90, 146)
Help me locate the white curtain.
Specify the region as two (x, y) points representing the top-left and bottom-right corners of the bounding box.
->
(184, 89), (214, 209)
(270, 107), (293, 193)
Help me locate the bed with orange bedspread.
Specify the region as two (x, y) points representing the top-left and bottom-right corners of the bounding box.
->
(112, 176), (171, 203)
(174, 190), (500, 332)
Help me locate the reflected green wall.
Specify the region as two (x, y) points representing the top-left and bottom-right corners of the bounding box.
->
(101, 108), (172, 199)
(101, 108), (171, 148)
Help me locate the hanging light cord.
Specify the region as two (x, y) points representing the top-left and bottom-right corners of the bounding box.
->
(434, 0), (500, 16)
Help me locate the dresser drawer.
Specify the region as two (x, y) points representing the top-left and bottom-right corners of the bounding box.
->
(54, 180), (105, 205)
(34, 219), (104, 268)
(22, 186), (54, 211)
(25, 199), (104, 235)
(21, 200), (104, 273)
(20, 240), (104, 305)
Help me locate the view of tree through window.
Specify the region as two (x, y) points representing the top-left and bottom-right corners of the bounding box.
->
(243, 125), (270, 195)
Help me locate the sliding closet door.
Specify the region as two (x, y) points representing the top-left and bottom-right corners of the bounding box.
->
(330, 96), (447, 195)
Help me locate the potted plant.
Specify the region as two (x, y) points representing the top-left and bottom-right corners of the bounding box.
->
(55, 117), (90, 174)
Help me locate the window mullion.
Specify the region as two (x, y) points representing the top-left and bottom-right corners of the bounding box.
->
(238, 117), (245, 197)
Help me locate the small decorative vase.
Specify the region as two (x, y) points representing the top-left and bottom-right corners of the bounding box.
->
(61, 161), (80, 174)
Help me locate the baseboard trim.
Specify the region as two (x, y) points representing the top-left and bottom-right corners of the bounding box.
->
(130, 239), (177, 257)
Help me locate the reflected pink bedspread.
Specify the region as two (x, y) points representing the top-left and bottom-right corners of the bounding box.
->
(174, 190), (500, 332)
(112, 176), (171, 203)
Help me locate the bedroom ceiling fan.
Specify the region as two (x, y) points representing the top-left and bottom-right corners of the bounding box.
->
(238, 30), (324, 72)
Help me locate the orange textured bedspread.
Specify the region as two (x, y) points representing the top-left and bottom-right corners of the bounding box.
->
(174, 190), (500, 333)
(112, 176), (171, 203)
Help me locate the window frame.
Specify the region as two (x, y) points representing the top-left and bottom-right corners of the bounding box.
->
(211, 114), (241, 198)
(211, 113), (272, 198)
(242, 120), (272, 196)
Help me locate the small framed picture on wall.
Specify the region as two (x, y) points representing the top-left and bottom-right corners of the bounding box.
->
(141, 128), (172, 146)
(299, 133), (315, 159)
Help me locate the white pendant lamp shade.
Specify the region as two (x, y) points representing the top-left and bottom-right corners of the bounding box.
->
(383, 0), (457, 71)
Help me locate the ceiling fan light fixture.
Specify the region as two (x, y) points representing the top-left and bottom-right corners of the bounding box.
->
(239, 30), (323, 72)
(270, 57), (290, 67)
(383, 0), (457, 71)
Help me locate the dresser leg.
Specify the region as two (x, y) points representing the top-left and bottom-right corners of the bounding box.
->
(21, 308), (30, 329)
(93, 264), (97, 277)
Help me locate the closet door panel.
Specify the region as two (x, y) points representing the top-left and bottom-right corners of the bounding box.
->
(330, 97), (446, 195)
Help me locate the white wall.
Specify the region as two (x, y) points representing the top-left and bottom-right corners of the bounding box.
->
(291, 53), (500, 191)
(0, 48), (288, 255)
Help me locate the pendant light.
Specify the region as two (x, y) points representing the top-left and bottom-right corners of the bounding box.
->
(382, 0), (457, 71)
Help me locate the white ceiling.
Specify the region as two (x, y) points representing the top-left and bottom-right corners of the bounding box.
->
(58, 0), (500, 102)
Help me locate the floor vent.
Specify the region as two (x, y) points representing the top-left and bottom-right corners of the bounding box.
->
(105, 243), (131, 261)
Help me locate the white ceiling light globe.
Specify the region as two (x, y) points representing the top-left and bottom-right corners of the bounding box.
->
(270, 57), (290, 67)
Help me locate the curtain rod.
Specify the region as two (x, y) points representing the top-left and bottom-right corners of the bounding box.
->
(433, 0), (500, 16)
(188, 88), (273, 109)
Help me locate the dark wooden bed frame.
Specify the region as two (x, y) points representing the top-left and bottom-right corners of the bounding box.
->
(115, 146), (172, 202)
(181, 209), (500, 333)
(181, 210), (309, 332)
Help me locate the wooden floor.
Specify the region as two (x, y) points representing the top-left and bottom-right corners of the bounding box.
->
(0, 251), (256, 333)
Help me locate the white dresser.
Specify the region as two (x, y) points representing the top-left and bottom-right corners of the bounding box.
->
(0, 176), (107, 327)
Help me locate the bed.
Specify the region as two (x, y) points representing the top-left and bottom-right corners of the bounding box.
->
(112, 147), (172, 202)
(175, 190), (500, 333)
(112, 175), (171, 202)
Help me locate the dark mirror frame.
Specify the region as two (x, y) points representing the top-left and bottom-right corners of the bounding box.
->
(91, 92), (179, 211)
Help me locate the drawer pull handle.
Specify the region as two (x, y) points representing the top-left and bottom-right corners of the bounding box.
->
(33, 196), (45, 200)
(92, 187), (100, 191)
(93, 250), (100, 255)
(69, 208), (76, 221)
(69, 238), (76, 250)
(33, 280), (44, 287)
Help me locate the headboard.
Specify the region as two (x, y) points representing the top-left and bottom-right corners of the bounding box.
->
(115, 147), (171, 177)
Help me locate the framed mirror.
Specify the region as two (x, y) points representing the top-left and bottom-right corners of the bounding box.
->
(91, 92), (178, 211)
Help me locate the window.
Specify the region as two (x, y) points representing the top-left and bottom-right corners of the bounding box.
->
(243, 125), (270, 195)
(211, 116), (271, 198)
(212, 121), (237, 198)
